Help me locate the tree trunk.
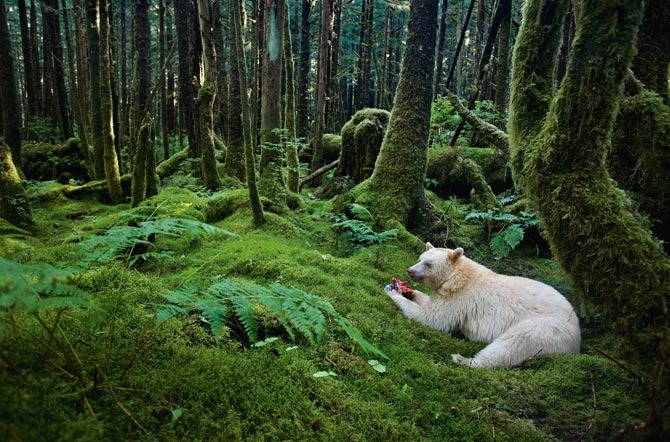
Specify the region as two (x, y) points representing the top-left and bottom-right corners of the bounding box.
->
(72, 0), (94, 178)
(284, 1), (299, 193)
(326, 0), (342, 133)
(493, 0), (511, 114)
(0, 0), (23, 174)
(354, 0), (374, 111)
(197, 0), (222, 190)
(224, 0), (246, 182)
(310, 0), (334, 183)
(119, 0), (128, 142)
(131, 121), (149, 207)
(259, 0), (286, 204)
(433, 0), (449, 100)
(30, 0), (42, 116)
(296, 0), (311, 139)
(99, 0), (122, 201)
(445, 0), (476, 90)
(86, 0), (105, 179)
(43, 0), (72, 140)
(231, 0), (265, 225)
(353, 0), (441, 234)
(212, 0), (228, 137)
(175, 0), (199, 158)
(509, 0), (670, 434)
(159, 0), (169, 161)
(17, 0), (38, 123)
(0, 144), (33, 228)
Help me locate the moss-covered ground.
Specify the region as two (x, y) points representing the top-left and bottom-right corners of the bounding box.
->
(0, 182), (648, 441)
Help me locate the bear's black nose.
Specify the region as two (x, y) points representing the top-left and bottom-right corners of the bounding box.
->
(408, 267), (416, 279)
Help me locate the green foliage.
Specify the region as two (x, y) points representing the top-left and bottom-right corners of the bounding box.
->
(0, 258), (90, 321)
(155, 279), (388, 360)
(431, 98), (502, 147)
(27, 116), (58, 143)
(465, 191), (538, 258)
(330, 203), (399, 257)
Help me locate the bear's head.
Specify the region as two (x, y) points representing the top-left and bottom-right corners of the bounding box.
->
(407, 242), (464, 288)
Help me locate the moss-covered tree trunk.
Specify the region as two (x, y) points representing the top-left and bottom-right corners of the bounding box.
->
(99, 0), (122, 201)
(353, 0), (441, 233)
(509, 0), (670, 434)
(224, 0), (246, 182)
(283, 1), (300, 194)
(296, 0), (311, 139)
(196, 0), (221, 191)
(86, 0), (105, 180)
(231, 0), (265, 226)
(131, 122), (149, 207)
(259, 0), (287, 205)
(0, 144), (32, 228)
(0, 0), (22, 176)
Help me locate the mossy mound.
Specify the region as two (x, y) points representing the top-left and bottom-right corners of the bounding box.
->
(322, 133), (342, 164)
(21, 138), (89, 183)
(426, 145), (510, 200)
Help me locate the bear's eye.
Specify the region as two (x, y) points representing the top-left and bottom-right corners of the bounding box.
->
(424, 262), (431, 268)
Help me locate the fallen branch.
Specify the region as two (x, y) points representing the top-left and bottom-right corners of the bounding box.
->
(300, 159), (340, 186)
(442, 88), (509, 153)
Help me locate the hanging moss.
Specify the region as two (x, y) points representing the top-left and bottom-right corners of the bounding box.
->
(0, 144), (33, 228)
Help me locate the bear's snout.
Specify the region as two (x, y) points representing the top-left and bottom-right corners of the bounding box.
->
(408, 265), (420, 282)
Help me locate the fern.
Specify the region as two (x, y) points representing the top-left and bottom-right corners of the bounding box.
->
(0, 258), (90, 331)
(331, 204), (399, 256)
(154, 279), (388, 360)
(75, 213), (237, 268)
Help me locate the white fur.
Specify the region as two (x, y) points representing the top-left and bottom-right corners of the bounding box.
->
(385, 243), (581, 368)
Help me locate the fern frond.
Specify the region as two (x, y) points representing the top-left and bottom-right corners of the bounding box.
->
(228, 294), (258, 343)
(337, 317), (389, 360)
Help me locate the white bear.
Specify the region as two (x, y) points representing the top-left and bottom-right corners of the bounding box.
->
(385, 243), (581, 368)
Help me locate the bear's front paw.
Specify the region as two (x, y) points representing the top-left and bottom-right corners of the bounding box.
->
(384, 284), (402, 297)
(452, 354), (477, 367)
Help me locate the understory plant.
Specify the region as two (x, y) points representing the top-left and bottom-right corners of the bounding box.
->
(465, 191), (538, 258)
(330, 203), (399, 259)
(154, 279), (388, 359)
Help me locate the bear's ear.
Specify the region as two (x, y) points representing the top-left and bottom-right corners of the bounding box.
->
(448, 247), (464, 262)
(425, 242), (434, 251)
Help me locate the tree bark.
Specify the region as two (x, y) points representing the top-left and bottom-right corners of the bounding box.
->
(509, 0), (670, 433)
(43, 0), (72, 139)
(197, 0), (222, 190)
(0, 0), (23, 174)
(354, 0), (374, 111)
(224, 0), (246, 182)
(175, 0), (200, 158)
(284, 1), (300, 193)
(99, 0), (122, 201)
(231, 0), (265, 225)
(631, 0), (670, 104)
(433, 0), (449, 100)
(296, 0), (312, 138)
(310, 0), (334, 184)
(259, 0), (287, 204)
(493, 0), (512, 114)
(159, 0), (170, 161)
(17, 0), (38, 122)
(86, 0), (105, 179)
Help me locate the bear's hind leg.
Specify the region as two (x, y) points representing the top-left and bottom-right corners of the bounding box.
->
(455, 323), (543, 368)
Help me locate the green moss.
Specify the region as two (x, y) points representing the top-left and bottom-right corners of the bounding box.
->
(322, 133), (342, 163)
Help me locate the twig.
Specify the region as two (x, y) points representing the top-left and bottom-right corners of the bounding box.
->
(324, 356), (338, 368)
(299, 159), (339, 186)
(592, 347), (644, 384)
(82, 392), (96, 418)
(96, 364), (154, 440)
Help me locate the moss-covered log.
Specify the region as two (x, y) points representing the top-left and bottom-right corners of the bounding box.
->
(510, 0), (670, 433)
(0, 144), (33, 228)
(350, 0), (444, 241)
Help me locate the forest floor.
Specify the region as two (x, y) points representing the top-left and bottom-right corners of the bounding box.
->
(0, 178), (649, 441)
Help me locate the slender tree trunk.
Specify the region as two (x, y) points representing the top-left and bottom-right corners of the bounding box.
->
(311, 0), (334, 183)
(252, 0), (265, 151)
(326, 0), (342, 133)
(0, 0), (22, 174)
(99, 0), (122, 201)
(166, 7), (176, 134)
(17, 0), (38, 124)
(259, 0), (286, 203)
(433, 0), (448, 100)
(43, 0), (72, 139)
(175, 0), (199, 157)
(130, 0), (151, 203)
(510, 0), (670, 434)
(445, 0), (476, 90)
(72, 0), (94, 178)
(354, 0), (441, 233)
(108, 0), (120, 164)
(212, 0), (228, 137)
(231, 0), (265, 225)
(296, 0), (311, 138)
(354, 0), (374, 111)
(159, 0), (169, 161)
(379, 5), (392, 109)
(119, 0), (128, 141)
(493, 0), (512, 114)
(197, 0), (222, 190)
(284, 0), (299, 193)
(30, 0), (42, 116)
(86, 0), (105, 179)
(225, 0), (246, 182)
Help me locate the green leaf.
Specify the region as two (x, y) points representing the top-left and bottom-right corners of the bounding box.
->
(312, 371), (337, 378)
